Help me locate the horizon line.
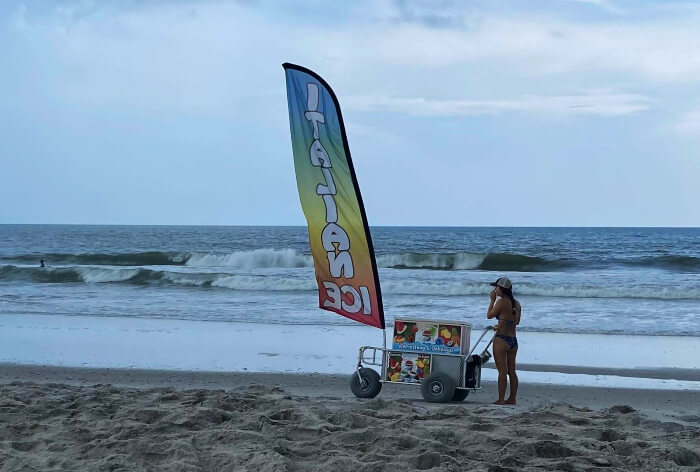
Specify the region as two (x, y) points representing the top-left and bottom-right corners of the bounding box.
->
(0, 223), (698, 229)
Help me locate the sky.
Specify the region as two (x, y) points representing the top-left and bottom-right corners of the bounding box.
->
(0, 0), (698, 226)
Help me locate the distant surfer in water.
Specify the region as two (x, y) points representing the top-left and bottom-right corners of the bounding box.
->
(487, 277), (521, 405)
(40, 259), (45, 268)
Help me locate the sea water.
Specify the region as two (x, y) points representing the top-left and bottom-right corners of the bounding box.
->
(0, 225), (698, 336)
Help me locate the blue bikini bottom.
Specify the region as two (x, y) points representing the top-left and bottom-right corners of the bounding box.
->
(496, 334), (518, 350)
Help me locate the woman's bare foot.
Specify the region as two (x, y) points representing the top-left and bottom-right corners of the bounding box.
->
(504, 399), (516, 405)
(492, 400), (505, 405)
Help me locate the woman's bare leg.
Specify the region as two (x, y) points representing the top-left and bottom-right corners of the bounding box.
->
(505, 346), (518, 404)
(492, 338), (508, 405)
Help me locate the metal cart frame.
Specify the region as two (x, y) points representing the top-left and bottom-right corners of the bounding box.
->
(351, 326), (497, 402)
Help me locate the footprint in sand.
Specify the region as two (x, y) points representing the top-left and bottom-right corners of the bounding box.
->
(11, 441), (37, 452)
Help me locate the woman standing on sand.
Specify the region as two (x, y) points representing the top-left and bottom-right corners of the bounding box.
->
(487, 277), (521, 405)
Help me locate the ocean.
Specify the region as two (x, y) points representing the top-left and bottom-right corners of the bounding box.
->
(0, 225), (698, 336)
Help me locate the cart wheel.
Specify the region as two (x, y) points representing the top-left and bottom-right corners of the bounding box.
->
(421, 372), (456, 403)
(350, 368), (382, 398)
(451, 389), (469, 402)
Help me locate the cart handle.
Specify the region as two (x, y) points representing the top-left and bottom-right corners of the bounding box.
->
(358, 346), (385, 367)
(468, 326), (497, 357)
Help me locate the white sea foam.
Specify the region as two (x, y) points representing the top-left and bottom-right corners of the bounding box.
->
(373, 280), (700, 300)
(198, 275), (700, 300)
(186, 249), (312, 269)
(184, 249), (488, 271)
(15, 262), (700, 300)
(77, 267), (141, 283)
(67, 267), (700, 299)
(376, 252), (486, 270)
(516, 284), (700, 300)
(160, 272), (211, 287)
(212, 275), (316, 291)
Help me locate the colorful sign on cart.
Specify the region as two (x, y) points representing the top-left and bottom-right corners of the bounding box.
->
(386, 352), (431, 383)
(392, 320), (464, 354)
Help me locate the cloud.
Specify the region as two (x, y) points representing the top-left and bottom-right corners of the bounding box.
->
(2, 1), (279, 115)
(341, 16), (700, 84)
(345, 91), (653, 117)
(0, 2), (696, 120)
(670, 108), (700, 135)
(562, 0), (623, 13)
(4, 0), (700, 123)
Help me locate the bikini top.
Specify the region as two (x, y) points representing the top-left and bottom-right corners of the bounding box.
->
(496, 299), (518, 325)
(496, 315), (515, 325)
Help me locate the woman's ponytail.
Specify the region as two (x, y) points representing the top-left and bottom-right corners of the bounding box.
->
(502, 287), (517, 314)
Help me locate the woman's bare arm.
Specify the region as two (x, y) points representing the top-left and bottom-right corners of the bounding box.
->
(515, 301), (522, 325)
(487, 299), (503, 319)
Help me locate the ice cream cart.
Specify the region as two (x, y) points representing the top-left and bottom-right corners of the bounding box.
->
(350, 319), (496, 402)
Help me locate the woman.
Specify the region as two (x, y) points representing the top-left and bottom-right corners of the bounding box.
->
(487, 277), (521, 405)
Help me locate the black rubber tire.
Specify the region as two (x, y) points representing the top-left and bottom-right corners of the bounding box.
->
(451, 389), (469, 402)
(421, 372), (456, 403)
(350, 368), (382, 398)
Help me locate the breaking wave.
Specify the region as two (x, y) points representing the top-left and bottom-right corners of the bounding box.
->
(376, 252), (485, 270)
(211, 275), (315, 291)
(1, 265), (698, 300)
(186, 248), (312, 269)
(377, 252), (572, 271)
(0, 265), (316, 291)
(2, 249), (697, 273)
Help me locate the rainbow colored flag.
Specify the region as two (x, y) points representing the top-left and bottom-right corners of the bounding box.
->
(283, 63), (385, 329)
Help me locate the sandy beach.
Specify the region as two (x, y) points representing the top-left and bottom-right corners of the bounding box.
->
(1, 364), (699, 471)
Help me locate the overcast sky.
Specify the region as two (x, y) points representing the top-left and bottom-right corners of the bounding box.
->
(1, 0), (698, 226)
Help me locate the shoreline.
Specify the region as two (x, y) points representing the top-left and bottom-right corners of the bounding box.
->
(2, 313), (699, 390)
(496, 363), (700, 381)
